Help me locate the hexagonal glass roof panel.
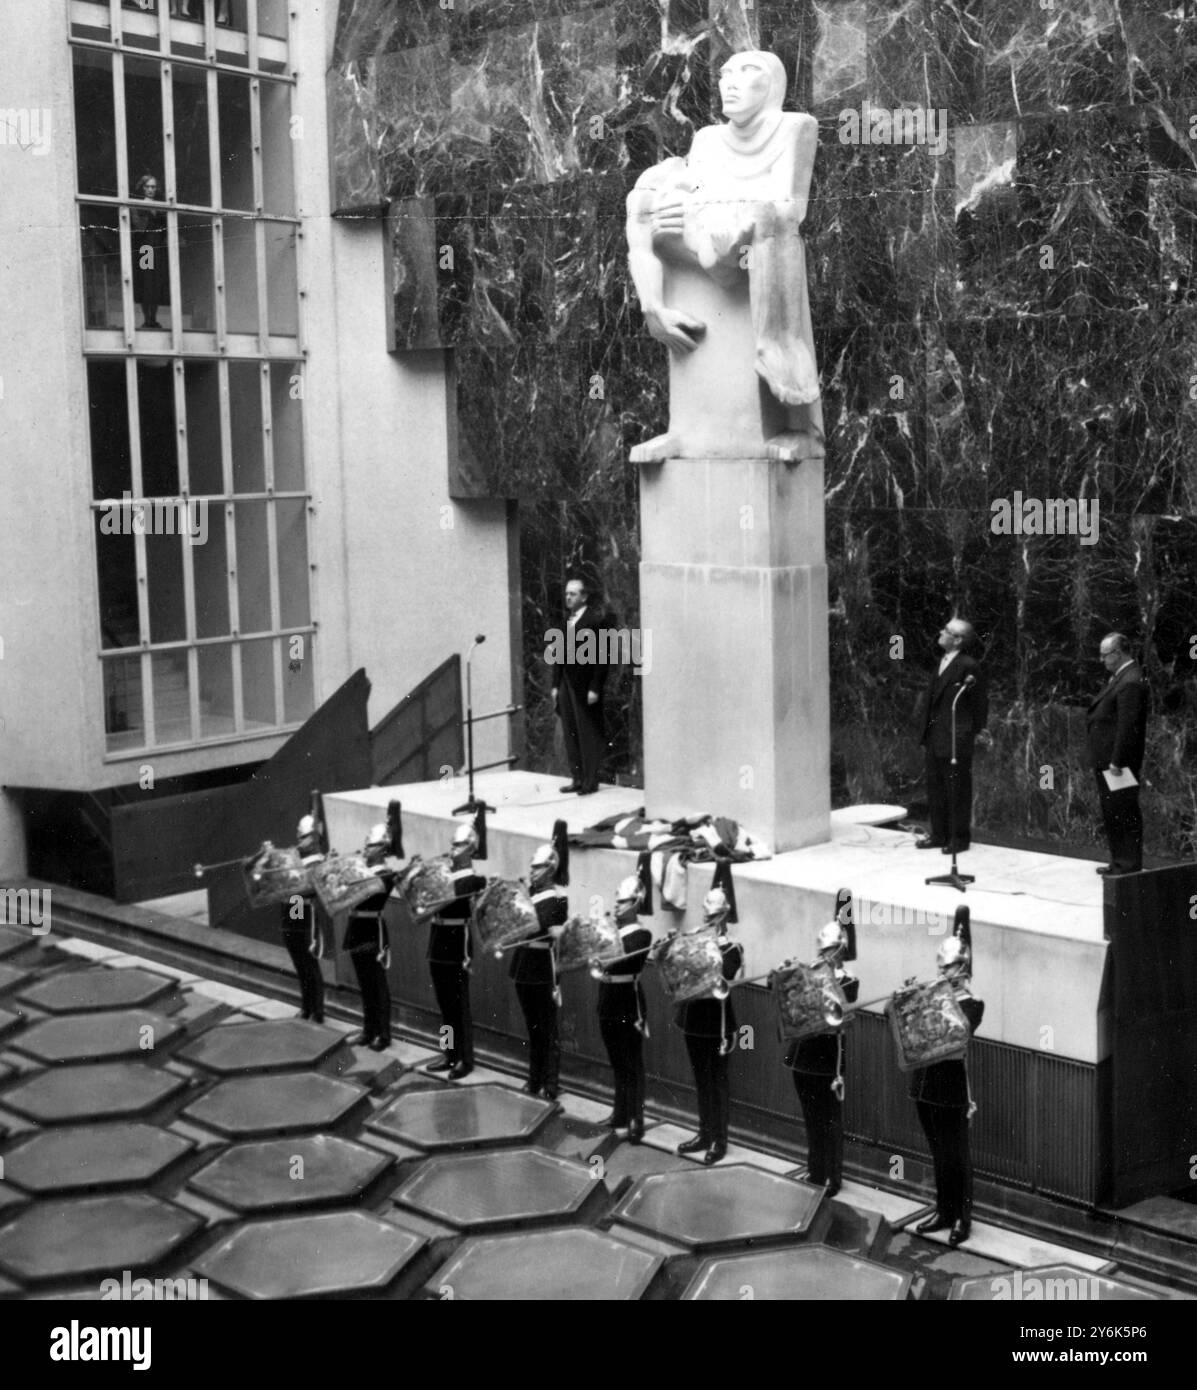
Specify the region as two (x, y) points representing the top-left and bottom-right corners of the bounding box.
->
(3, 1123), (195, 1195)
(431, 1227), (661, 1300)
(0, 926), (32, 958)
(195, 1211), (427, 1299)
(19, 967), (175, 1014)
(393, 1148), (596, 1230)
(13, 1010), (182, 1065)
(177, 1019), (344, 1074)
(188, 1134), (394, 1212)
(613, 1165), (824, 1249)
(0, 1193), (200, 1284)
(182, 1072), (368, 1138)
(368, 1083), (554, 1151)
(683, 1245), (912, 1300)
(2, 1062), (188, 1124)
(950, 1265), (1156, 1302)
(0, 961), (31, 995)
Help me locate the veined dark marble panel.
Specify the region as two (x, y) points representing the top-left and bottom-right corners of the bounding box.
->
(327, 0), (1197, 856)
(866, 0), (982, 123)
(332, 0), (448, 64)
(826, 508), (1197, 860)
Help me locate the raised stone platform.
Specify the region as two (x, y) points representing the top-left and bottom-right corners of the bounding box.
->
(327, 770), (1109, 1062)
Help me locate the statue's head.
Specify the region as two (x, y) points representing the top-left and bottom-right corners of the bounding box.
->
(718, 51), (787, 127)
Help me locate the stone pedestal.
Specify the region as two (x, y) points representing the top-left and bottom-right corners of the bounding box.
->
(638, 446), (829, 852)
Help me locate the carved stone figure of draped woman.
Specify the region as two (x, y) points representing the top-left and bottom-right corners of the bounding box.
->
(627, 51), (822, 461)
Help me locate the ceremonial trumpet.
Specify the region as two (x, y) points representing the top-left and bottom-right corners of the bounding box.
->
(821, 988), (908, 1026)
(194, 855), (248, 879)
(587, 943), (655, 981)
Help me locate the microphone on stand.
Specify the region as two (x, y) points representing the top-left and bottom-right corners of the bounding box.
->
(454, 635), (494, 855)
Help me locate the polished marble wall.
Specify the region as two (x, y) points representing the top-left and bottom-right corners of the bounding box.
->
(329, 0), (1197, 861)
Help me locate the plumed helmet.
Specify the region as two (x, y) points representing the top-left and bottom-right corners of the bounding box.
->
(365, 822), (389, 850)
(703, 887), (731, 926)
(529, 842), (559, 887)
(531, 843), (559, 873)
(937, 935), (970, 972)
(817, 920), (848, 956)
(452, 821), (479, 855)
(296, 814), (317, 839)
(615, 875), (644, 907)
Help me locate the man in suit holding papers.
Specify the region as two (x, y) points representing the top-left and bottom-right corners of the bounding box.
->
(1086, 633), (1148, 876)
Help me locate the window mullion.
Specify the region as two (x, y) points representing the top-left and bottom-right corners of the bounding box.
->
(217, 359), (244, 733)
(261, 358), (283, 725)
(165, 209), (183, 348)
(173, 354), (200, 741)
(253, 219), (268, 349)
(126, 358), (155, 747)
(246, 0), (261, 79)
(206, 65), (222, 212)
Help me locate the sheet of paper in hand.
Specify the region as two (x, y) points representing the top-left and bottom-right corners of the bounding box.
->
(242, 844), (312, 908)
(397, 855), (457, 921)
(311, 852), (384, 916)
(772, 960), (848, 1041)
(473, 879), (540, 956)
(886, 978), (970, 1072)
(555, 912), (620, 973)
(657, 929), (726, 1004)
(1102, 767), (1138, 792)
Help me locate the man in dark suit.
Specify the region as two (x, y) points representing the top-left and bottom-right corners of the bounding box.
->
(915, 618), (989, 854)
(1087, 633), (1148, 876)
(548, 575), (610, 796)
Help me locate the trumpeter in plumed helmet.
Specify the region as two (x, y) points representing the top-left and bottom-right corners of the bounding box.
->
(673, 860), (743, 1166)
(424, 811), (487, 1079)
(910, 904), (984, 1248)
(785, 887), (859, 1197)
(510, 820), (570, 1099)
(595, 854), (654, 1143)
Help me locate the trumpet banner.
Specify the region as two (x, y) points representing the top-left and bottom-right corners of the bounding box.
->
(886, 977), (970, 1072)
(657, 929), (725, 1004)
(472, 879), (540, 953)
(555, 912), (620, 973)
(397, 856), (456, 921)
(241, 845), (312, 908)
(311, 852), (384, 916)
(772, 960), (847, 1041)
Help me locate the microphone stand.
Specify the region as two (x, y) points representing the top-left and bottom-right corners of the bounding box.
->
(453, 636), (495, 823)
(926, 682), (975, 893)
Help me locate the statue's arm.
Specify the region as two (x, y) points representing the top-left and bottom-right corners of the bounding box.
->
(626, 175), (667, 319)
(626, 167), (706, 355)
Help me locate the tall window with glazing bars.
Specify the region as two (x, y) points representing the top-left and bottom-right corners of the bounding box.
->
(72, 0), (313, 754)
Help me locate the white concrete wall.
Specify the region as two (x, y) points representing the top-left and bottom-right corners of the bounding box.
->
(0, 2), (97, 794)
(0, 2), (514, 877)
(298, 2), (512, 767)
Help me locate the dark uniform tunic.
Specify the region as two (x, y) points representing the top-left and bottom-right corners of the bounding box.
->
(597, 919), (653, 1129)
(428, 866), (485, 1067)
(785, 971), (859, 1190)
(342, 867), (396, 1046)
(676, 936), (743, 1148)
(509, 887), (567, 1095)
(909, 994), (984, 1225)
(279, 850), (327, 1022)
